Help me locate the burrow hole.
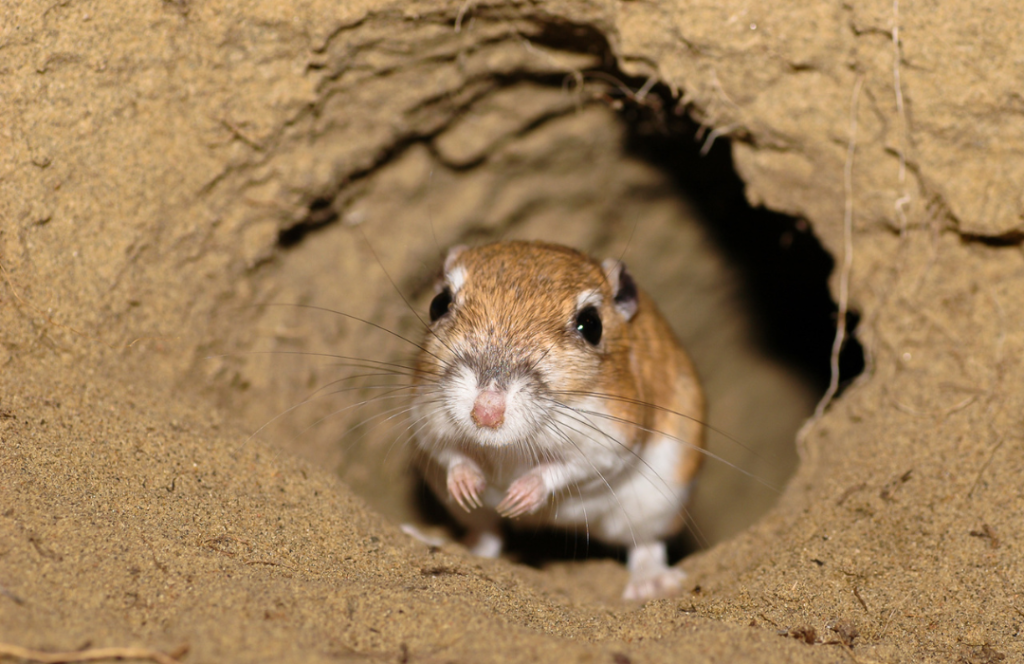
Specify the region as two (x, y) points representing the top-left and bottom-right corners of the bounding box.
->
(247, 21), (864, 569)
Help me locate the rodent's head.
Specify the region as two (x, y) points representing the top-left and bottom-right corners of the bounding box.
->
(414, 241), (639, 450)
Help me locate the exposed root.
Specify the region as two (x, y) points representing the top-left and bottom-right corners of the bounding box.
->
(797, 75), (864, 449)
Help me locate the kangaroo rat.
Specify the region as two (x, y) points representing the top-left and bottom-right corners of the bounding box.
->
(411, 240), (704, 600)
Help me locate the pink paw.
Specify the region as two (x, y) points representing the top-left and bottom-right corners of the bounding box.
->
(447, 462), (485, 512)
(496, 473), (548, 518)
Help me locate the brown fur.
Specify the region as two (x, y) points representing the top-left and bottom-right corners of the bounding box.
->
(419, 240), (704, 489)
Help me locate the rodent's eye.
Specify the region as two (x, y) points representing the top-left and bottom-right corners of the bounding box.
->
(429, 288), (453, 322)
(575, 306), (602, 346)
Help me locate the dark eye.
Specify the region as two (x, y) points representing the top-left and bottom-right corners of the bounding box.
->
(429, 288), (453, 322)
(575, 306), (602, 345)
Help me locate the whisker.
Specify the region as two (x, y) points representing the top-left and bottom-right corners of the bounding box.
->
(321, 356), (437, 377)
(287, 386), (424, 447)
(541, 421), (639, 549)
(551, 399), (779, 493)
(382, 409), (438, 467)
(208, 348), (442, 379)
(550, 409), (674, 509)
(252, 302), (453, 369)
(320, 382), (422, 402)
(325, 374), (421, 390)
(575, 480), (590, 558)
(549, 468), (591, 560)
(242, 370), (415, 447)
(550, 389), (770, 465)
(359, 404), (421, 452)
(548, 407), (678, 508)
(355, 228), (459, 359)
(342, 392), (446, 452)
(549, 407), (712, 551)
(328, 399), (437, 457)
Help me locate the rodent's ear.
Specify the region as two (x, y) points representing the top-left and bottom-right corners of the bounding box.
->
(602, 258), (639, 321)
(443, 245), (468, 273)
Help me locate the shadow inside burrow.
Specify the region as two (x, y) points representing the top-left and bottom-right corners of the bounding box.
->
(274, 22), (867, 576)
(615, 88), (866, 396)
(412, 475), (717, 568)
(411, 474), (639, 566)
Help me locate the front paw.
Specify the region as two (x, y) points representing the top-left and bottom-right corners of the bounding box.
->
(447, 462), (486, 512)
(496, 473), (548, 518)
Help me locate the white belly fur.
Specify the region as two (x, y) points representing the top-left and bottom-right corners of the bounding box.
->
(416, 396), (692, 548)
(516, 422), (691, 547)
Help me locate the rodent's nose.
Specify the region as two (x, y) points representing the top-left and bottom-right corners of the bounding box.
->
(471, 390), (506, 429)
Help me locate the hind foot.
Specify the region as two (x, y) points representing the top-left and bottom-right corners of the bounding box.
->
(465, 528), (503, 558)
(623, 541), (686, 601)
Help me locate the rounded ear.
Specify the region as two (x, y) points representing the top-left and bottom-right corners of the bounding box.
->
(443, 245), (468, 273)
(601, 258), (639, 321)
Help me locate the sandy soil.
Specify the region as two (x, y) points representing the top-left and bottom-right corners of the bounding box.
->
(1, 1), (1022, 663)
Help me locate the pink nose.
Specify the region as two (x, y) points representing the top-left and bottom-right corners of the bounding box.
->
(471, 390), (506, 429)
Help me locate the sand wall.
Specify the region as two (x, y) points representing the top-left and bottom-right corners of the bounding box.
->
(2, 1), (1021, 662)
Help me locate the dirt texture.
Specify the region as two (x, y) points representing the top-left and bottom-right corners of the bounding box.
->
(1, 1), (1022, 663)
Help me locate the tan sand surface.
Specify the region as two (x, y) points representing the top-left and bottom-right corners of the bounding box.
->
(2, 1), (1021, 662)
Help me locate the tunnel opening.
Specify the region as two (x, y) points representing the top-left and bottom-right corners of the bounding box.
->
(245, 16), (865, 577)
